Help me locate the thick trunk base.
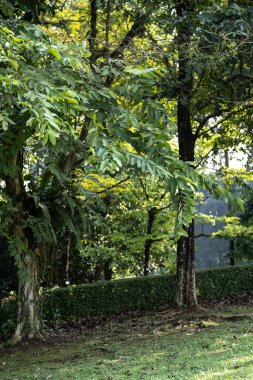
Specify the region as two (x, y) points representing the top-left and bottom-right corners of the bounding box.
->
(11, 254), (43, 343)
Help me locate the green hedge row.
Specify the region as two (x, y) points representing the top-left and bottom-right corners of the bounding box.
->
(42, 273), (176, 321)
(1, 265), (253, 339)
(196, 265), (253, 300)
(43, 265), (253, 321)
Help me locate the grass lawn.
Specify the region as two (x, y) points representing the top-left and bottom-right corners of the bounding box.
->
(1, 302), (253, 380)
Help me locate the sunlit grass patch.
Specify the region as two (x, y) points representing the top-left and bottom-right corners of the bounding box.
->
(1, 304), (253, 380)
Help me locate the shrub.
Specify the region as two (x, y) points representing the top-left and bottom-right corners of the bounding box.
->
(0, 297), (17, 340)
(1, 265), (253, 339)
(42, 274), (176, 321)
(196, 265), (253, 300)
(43, 265), (253, 321)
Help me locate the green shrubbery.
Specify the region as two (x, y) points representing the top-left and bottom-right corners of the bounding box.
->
(42, 274), (176, 321)
(196, 265), (253, 300)
(43, 265), (253, 321)
(0, 297), (17, 340)
(1, 265), (253, 339)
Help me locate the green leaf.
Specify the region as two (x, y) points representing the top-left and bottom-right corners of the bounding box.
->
(49, 47), (61, 60)
(125, 66), (163, 76)
(8, 59), (19, 70)
(42, 132), (49, 145)
(47, 130), (59, 145)
(2, 120), (8, 131)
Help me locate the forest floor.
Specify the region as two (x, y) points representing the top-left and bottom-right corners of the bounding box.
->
(1, 296), (253, 380)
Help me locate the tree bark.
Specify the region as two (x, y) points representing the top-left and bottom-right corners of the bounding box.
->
(13, 248), (42, 342)
(88, 0), (98, 63)
(175, 0), (198, 309)
(8, 218), (43, 342)
(5, 151), (43, 342)
(143, 207), (157, 276)
(175, 222), (197, 308)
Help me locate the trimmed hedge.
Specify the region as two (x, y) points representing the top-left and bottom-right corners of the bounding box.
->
(196, 265), (253, 300)
(43, 265), (253, 321)
(42, 273), (176, 321)
(1, 265), (253, 339)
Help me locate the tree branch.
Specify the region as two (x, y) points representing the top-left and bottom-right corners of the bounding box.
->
(104, 13), (148, 87)
(195, 233), (211, 238)
(95, 176), (130, 194)
(88, 0), (98, 63)
(197, 103), (253, 138)
(157, 203), (172, 212)
(139, 177), (149, 200)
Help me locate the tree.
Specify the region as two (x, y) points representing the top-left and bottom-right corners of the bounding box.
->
(0, 19), (92, 340)
(1, 1), (207, 341)
(140, 0), (253, 308)
(173, 0), (198, 308)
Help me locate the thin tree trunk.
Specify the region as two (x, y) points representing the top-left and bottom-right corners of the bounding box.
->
(144, 207), (157, 276)
(225, 150), (235, 266)
(229, 240), (235, 266)
(94, 263), (103, 281)
(175, 0), (198, 309)
(88, 0), (98, 63)
(61, 233), (71, 286)
(105, 0), (111, 57)
(104, 259), (113, 280)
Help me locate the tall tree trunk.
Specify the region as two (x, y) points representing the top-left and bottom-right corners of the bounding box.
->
(175, 0), (198, 309)
(144, 207), (157, 276)
(88, 0), (98, 63)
